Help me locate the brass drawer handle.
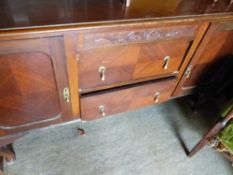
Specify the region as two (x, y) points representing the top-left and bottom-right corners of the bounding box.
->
(163, 56), (171, 70)
(153, 92), (161, 103)
(185, 65), (192, 78)
(99, 66), (106, 81)
(99, 105), (106, 117)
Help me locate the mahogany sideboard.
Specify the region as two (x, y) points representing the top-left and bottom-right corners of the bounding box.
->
(0, 0), (233, 172)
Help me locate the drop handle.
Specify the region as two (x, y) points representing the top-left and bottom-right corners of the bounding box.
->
(99, 105), (106, 117)
(99, 66), (106, 81)
(153, 92), (161, 103)
(163, 56), (171, 70)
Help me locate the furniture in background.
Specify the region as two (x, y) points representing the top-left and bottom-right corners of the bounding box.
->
(189, 100), (233, 163)
(0, 0), (233, 173)
(188, 57), (233, 161)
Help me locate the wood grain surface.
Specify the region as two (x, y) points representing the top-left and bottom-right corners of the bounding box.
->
(81, 78), (176, 120)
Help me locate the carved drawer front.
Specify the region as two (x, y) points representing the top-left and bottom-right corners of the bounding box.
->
(79, 39), (190, 91)
(81, 78), (176, 121)
(81, 24), (197, 50)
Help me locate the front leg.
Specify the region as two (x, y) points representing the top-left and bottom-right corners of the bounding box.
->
(0, 156), (3, 175)
(0, 144), (15, 174)
(0, 134), (23, 174)
(0, 144), (15, 164)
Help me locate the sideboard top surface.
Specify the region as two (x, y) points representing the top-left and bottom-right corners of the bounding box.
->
(0, 0), (233, 31)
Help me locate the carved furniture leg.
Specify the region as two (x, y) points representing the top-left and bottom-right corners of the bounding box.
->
(0, 156), (3, 175)
(77, 128), (86, 136)
(0, 144), (15, 175)
(0, 144), (16, 163)
(0, 133), (24, 174)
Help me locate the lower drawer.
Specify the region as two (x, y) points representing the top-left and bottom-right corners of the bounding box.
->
(81, 78), (176, 120)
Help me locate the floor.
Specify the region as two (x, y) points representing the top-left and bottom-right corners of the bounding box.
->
(4, 98), (233, 175)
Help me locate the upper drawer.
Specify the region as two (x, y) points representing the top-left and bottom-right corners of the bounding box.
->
(79, 39), (191, 91)
(78, 24), (198, 50)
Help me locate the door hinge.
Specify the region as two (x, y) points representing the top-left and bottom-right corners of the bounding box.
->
(63, 87), (70, 103)
(185, 65), (192, 79)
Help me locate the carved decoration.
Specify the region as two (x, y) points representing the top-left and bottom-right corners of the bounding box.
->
(84, 26), (197, 49)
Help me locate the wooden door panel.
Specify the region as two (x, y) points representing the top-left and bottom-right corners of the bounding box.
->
(173, 22), (233, 96)
(0, 37), (72, 134)
(0, 52), (61, 126)
(79, 39), (190, 91)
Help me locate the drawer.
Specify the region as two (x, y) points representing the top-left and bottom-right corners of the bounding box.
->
(81, 78), (176, 121)
(79, 39), (190, 91)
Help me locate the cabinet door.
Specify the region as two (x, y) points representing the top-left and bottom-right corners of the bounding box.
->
(0, 37), (72, 134)
(173, 22), (233, 96)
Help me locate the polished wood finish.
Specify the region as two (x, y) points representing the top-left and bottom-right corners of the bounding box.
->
(0, 37), (72, 136)
(79, 39), (191, 91)
(64, 34), (80, 117)
(173, 21), (233, 96)
(0, 0), (232, 30)
(81, 78), (176, 120)
(171, 22), (211, 97)
(0, 2), (232, 172)
(0, 52), (60, 126)
(78, 23), (198, 91)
